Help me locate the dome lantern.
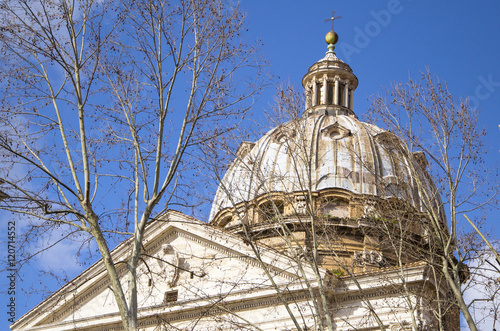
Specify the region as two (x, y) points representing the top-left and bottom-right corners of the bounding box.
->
(302, 13), (358, 118)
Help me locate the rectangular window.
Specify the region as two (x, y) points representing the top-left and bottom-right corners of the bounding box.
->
(338, 84), (345, 106)
(316, 83), (323, 105)
(327, 83), (334, 104)
(259, 200), (284, 222)
(164, 290), (178, 303)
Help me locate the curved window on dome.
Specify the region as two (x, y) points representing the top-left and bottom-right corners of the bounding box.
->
(321, 198), (349, 218)
(259, 200), (284, 222)
(219, 216), (232, 227)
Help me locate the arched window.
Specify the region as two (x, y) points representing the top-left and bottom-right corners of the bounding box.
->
(219, 216), (232, 227)
(259, 200), (284, 221)
(321, 198), (349, 218)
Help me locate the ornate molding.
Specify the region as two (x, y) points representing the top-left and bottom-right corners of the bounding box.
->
(294, 195), (308, 215)
(236, 141), (255, 159)
(321, 121), (351, 140)
(272, 126), (296, 144)
(175, 230), (296, 281)
(353, 249), (385, 267)
(49, 290), (313, 331)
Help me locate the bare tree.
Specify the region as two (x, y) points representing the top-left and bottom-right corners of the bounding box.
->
(367, 71), (499, 331)
(0, 0), (264, 329)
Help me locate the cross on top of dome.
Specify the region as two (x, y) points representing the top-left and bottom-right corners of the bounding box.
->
(324, 10), (342, 31)
(324, 11), (341, 50)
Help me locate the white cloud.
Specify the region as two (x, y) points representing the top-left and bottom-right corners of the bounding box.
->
(462, 248), (500, 330)
(33, 225), (96, 278)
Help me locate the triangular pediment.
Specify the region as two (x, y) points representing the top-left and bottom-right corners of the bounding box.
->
(321, 121), (351, 140)
(13, 211), (319, 331)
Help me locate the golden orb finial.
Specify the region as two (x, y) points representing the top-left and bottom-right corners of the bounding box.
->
(325, 30), (338, 45)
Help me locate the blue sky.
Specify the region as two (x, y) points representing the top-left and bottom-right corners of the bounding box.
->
(238, 0), (500, 220)
(2, 1), (500, 329)
(240, 0), (500, 142)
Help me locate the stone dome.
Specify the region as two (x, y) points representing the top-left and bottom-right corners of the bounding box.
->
(209, 114), (432, 225)
(209, 32), (439, 233)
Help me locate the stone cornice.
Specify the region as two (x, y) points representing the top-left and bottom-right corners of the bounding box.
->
(21, 263), (438, 331)
(24, 288), (314, 331)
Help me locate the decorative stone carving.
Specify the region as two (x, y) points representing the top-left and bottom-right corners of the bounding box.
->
(272, 126), (295, 144)
(390, 321), (412, 331)
(305, 82), (312, 109)
(157, 244), (180, 288)
(236, 141), (255, 159)
(363, 199), (377, 217)
(321, 121), (351, 140)
(353, 250), (384, 266)
(294, 195), (307, 214)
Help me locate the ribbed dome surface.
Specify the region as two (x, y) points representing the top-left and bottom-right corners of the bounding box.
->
(209, 114), (430, 222)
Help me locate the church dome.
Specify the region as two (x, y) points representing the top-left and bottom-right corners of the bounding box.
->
(209, 114), (432, 224)
(209, 30), (437, 233)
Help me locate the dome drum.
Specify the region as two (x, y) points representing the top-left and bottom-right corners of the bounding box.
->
(212, 188), (429, 273)
(212, 186), (427, 235)
(212, 187), (355, 229)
